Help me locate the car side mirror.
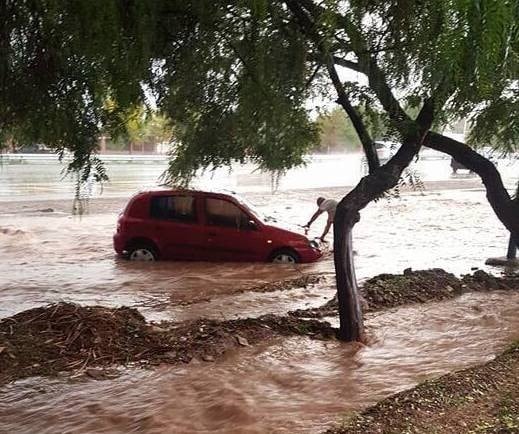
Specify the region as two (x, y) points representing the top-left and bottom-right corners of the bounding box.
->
(247, 219), (258, 230)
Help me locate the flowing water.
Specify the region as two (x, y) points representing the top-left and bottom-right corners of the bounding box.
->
(1, 292), (518, 434)
(0, 154), (518, 433)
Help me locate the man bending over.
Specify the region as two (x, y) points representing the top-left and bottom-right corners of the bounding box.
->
(304, 197), (338, 242)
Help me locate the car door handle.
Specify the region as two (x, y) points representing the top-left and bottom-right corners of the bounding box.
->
(208, 232), (217, 237)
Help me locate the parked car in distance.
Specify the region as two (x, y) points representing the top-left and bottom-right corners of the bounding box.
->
(114, 189), (323, 263)
(13, 143), (52, 153)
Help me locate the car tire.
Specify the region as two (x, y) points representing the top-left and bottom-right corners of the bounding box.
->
(270, 249), (299, 264)
(127, 243), (158, 262)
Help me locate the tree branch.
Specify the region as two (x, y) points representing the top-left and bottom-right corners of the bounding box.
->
(425, 132), (519, 240)
(332, 56), (363, 73)
(325, 58), (380, 171)
(296, 0), (417, 135)
(286, 0), (379, 171)
(305, 62), (322, 88)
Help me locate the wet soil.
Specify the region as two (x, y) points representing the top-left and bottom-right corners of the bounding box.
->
(327, 343), (519, 434)
(290, 268), (519, 318)
(0, 302), (335, 386)
(2, 268), (517, 387)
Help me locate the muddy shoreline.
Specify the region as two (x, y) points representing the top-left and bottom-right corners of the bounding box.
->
(0, 304), (335, 386)
(290, 268), (519, 318)
(1, 268), (518, 387)
(327, 343), (519, 434)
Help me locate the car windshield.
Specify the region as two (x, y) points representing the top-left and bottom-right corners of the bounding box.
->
(234, 195), (278, 223)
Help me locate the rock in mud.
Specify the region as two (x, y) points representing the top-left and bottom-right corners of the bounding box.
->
(85, 368), (106, 380)
(236, 335), (250, 347)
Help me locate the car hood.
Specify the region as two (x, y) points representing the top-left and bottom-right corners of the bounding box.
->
(263, 219), (307, 240)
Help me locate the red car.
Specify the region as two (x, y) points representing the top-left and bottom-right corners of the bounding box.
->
(113, 189), (322, 263)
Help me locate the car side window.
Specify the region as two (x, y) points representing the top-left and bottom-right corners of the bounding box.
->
(150, 195), (197, 223)
(205, 198), (253, 230)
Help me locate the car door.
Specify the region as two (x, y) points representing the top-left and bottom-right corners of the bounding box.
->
(149, 194), (206, 260)
(203, 196), (266, 262)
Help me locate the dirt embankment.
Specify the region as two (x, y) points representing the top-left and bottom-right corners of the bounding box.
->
(327, 343), (519, 434)
(1, 269), (517, 386)
(0, 302), (334, 385)
(291, 269), (519, 318)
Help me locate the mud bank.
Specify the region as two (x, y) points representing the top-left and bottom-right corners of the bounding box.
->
(291, 268), (519, 318)
(327, 343), (519, 434)
(2, 269), (518, 386)
(0, 302), (334, 385)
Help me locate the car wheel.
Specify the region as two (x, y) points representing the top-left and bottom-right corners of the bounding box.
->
(270, 249), (299, 264)
(127, 245), (158, 262)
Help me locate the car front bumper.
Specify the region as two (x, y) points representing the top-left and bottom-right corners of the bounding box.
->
(297, 246), (323, 263)
(113, 233), (125, 255)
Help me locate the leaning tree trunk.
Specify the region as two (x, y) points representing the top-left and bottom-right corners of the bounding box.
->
(506, 181), (519, 260)
(507, 236), (517, 260)
(331, 138), (424, 341)
(334, 206), (363, 341)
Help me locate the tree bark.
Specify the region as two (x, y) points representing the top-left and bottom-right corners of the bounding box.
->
(506, 182), (519, 260)
(507, 236), (517, 260)
(333, 135), (424, 341)
(287, 0), (432, 341)
(334, 207), (363, 341)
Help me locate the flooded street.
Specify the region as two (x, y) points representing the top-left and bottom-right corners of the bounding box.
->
(0, 187), (515, 321)
(1, 291), (519, 433)
(1, 154), (518, 433)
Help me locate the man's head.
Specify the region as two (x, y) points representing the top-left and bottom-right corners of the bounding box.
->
(316, 197), (325, 206)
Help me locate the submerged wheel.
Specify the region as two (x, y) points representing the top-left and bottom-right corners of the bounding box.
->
(127, 244), (158, 262)
(270, 249), (299, 264)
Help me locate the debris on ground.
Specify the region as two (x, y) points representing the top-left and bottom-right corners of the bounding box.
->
(327, 342), (519, 434)
(0, 303), (335, 385)
(2, 269), (517, 386)
(462, 269), (519, 292)
(290, 268), (519, 318)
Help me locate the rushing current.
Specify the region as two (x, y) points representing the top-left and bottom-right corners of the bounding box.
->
(0, 153), (518, 433)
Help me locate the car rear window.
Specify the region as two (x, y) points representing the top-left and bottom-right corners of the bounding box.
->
(150, 195), (197, 223)
(205, 198), (251, 229)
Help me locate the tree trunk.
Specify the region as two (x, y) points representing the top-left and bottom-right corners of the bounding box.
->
(334, 206), (364, 341)
(507, 236), (517, 260)
(332, 137), (424, 341)
(506, 182), (519, 260)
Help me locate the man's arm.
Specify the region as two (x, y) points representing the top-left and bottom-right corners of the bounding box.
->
(305, 209), (323, 227)
(320, 219), (332, 241)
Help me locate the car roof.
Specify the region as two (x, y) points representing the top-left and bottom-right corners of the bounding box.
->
(136, 187), (241, 200)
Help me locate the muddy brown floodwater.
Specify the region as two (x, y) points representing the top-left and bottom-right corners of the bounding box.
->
(0, 292), (518, 433)
(0, 188), (514, 320)
(1, 180), (518, 433)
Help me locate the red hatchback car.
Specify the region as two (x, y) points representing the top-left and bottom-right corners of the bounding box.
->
(113, 189), (322, 263)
